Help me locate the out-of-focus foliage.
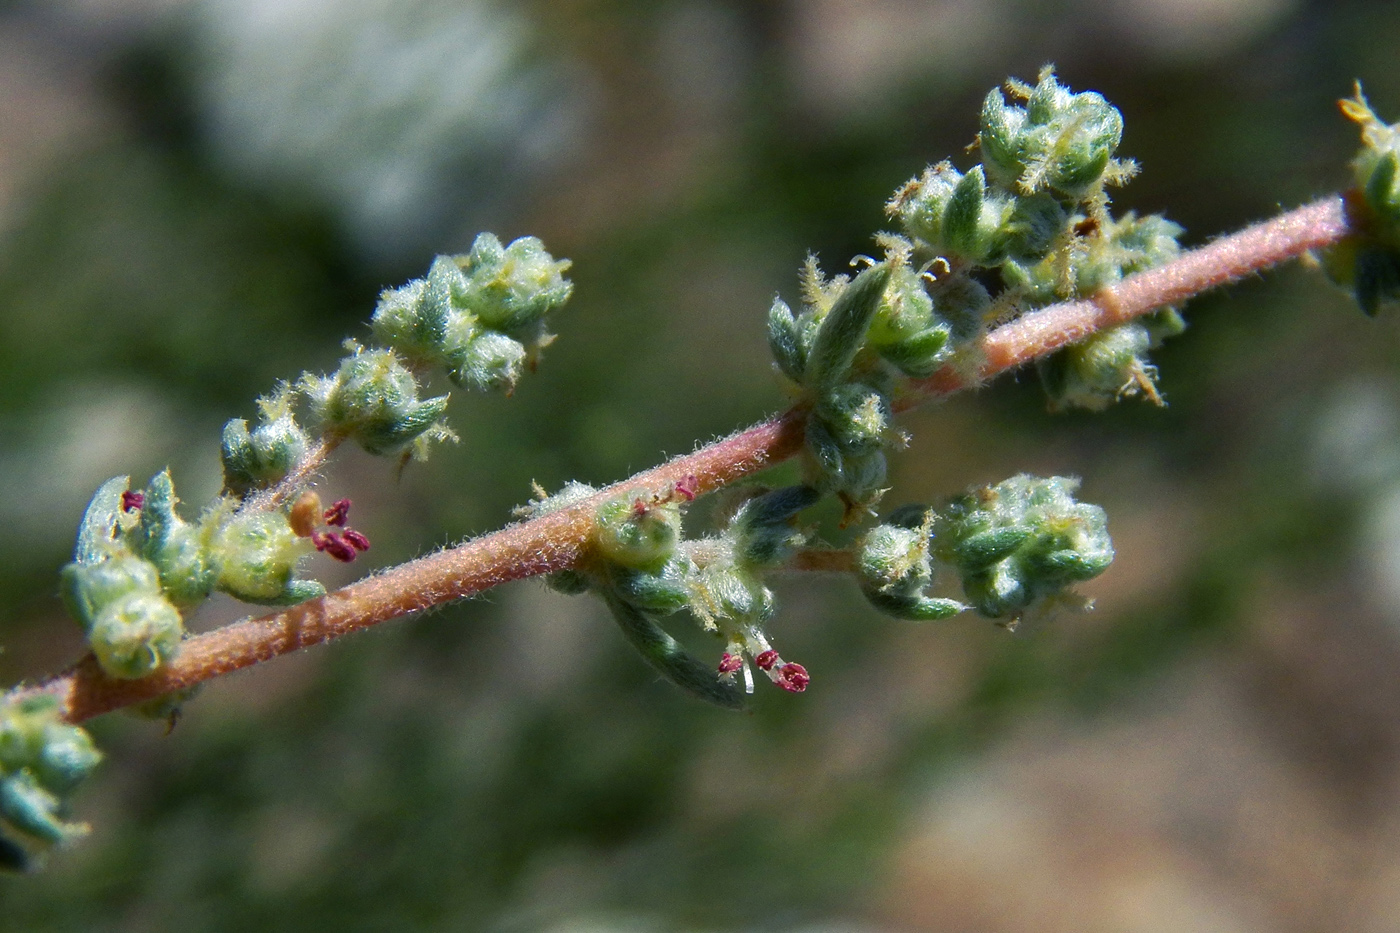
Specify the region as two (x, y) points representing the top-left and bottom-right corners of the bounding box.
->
(4, 0), (1400, 930)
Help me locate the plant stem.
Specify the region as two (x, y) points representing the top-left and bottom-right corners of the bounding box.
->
(16, 196), (1352, 723)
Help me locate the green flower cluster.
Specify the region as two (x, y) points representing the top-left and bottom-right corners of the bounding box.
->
(1326, 88), (1400, 315)
(529, 480), (820, 708)
(61, 472), (325, 681)
(371, 233), (572, 392)
(767, 70), (1183, 510)
(0, 695), (102, 872)
(61, 232), (573, 684)
(223, 234), (571, 493)
(771, 263), (911, 508)
(882, 67), (1184, 411)
(857, 474), (1113, 623)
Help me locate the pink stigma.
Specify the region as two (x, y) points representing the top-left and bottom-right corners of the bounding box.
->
(674, 475), (699, 501)
(121, 491), (145, 512)
(754, 649), (779, 671)
(717, 652), (742, 674)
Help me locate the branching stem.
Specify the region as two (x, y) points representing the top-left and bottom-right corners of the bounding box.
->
(15, 196), (1352, 723)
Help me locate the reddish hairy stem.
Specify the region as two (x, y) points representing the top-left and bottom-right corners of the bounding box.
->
(18, 196), (1351, 723)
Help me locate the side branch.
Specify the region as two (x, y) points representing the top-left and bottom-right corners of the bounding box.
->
(22, 196), (1353, 723)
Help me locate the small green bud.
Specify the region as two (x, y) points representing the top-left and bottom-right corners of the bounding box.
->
(304, 346), (450, 456)
(730, 485), (821, 567)
(88, 590), (184, 679)
(213, 512), (322, 605)
(1325, 89), (1400, 314)
(60, 553), (162, 634)
(816, 383), (891, 455)
(889, 161), (961, 247)
(804, 264), (892, 391)
(607, 557), (693, 615)
(1037, 320), (1157, 412)
(0, 696), (101, 800)
(998, 68), (1123, 200)
(71, 476), (130, 566)
(32, 723), (102, 797)
(0, 697), (53, 772)
(453, 233), (573, 335)
(962, 561), (1029, 619)
(867, 264), (952, 378)
(857, 519), (965, 622)
(805, 414), (889, 505)
(136, 470), (216, 606)
(767, 296), (807, 383)
(1000, 194), (1068, 261)
(370, 258), (456, 359)
(220, 412), (309, 495)
(689, 564), (775, 628)
(445, 332), (528, 393)
(594, 495), (682, 571)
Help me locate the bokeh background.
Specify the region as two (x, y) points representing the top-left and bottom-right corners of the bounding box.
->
(2, 0), (1400, 930)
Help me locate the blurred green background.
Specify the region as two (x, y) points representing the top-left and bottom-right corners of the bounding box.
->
(3, 0), (1400, 930)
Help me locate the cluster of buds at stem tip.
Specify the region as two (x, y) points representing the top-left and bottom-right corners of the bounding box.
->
(371, 233), (572, 393)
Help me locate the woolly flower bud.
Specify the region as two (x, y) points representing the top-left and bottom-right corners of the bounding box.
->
(981, 67), (1123, 200)
(867, 262), (952, 378)
(221, 411), (309, 496)
(804, 416), (888, 506)
(446, 331), (528, 394)
(453, 232), (574, 334)
(594, 494), (682, 571)
(0, 697), (101, 798)
(370, 260), (450, 360)
(932, 474), (1113, 619)
(134, 470), (215, 606)
(816, 382), (892, 455)
(61, 552), (185, 680)
(1037, 309), (1184, 412)
(213, 512), (324, 605)
(88, 591), (184, 680)
(371, 237), (572, 393)
(890, 163), (1015, 266)
(857, 508), (965, 622)
(303, 345), (450, 456)
(728, 485), (821, 568)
